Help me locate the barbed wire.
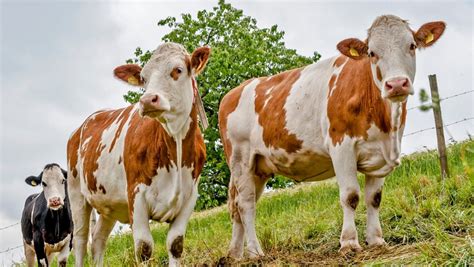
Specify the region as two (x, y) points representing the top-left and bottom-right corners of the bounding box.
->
(0, 222), (19, 231)
(407, 90), (474, 111)
(404, 117), (474, 137)
(0, 245), (22, 254)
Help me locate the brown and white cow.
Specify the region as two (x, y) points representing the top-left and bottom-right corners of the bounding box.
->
(219, 15), (445, 258)
(67, 43), (209, 266)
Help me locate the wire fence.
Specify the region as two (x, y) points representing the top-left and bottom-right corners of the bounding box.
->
(0, 89), (472, 256)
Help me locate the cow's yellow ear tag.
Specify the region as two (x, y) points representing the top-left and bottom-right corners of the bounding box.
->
(31, 181), (37, 186)
(349, 47), (359, 57)
(127, 76), (139, 86)
(425, 31), (434, 44)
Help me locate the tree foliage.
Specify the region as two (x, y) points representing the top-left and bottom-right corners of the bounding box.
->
(123, 0), (321, 210)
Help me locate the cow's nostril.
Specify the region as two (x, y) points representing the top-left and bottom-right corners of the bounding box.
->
(402, 79), (408, 87)
(385, 83), (392, 90)
(151, 95), (158, 103)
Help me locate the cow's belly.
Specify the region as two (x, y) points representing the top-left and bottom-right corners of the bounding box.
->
(79, 170), (130, 223)
(258, 149), (335, 182)
(139, 167), (197, 223)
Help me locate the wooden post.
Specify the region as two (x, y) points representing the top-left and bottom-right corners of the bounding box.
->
(428, 74), (450, 179)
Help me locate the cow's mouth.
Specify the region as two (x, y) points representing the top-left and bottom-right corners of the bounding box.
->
(387, 93), (409, 102)
(140, 109), (164, 118)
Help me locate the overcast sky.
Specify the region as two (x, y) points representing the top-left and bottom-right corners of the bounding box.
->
(1, 0), (472, 265)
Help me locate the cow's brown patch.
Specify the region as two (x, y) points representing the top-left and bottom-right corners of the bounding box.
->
(327, 57), (392, 145)
(376, 66), (382, 82)
(372, 190), (382, 208)
(80, 109), (124, 193)
(347, 192), (359, 210)
(401, 101), (407, 126)
(333, 55), (346, 68)
(170, 235), (184, 258)
(254, 68), (304, 153)
(66, 128), (81, 178)
(124, 104), (205, 222)
(170, 67), (181, 81)
(218, 79), (254, 164)
(137, 240), (152, 261)
(109, 106), (133, 153)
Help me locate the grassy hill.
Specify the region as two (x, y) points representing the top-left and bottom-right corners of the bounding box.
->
(63, 140), (473, 266)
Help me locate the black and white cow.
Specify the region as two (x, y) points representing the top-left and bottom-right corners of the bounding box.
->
(21, 163), (73, 267)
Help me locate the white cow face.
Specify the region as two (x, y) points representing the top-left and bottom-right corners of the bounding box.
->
(114, 43), (210, 135)
(25, 164), (67, 210)
(337, 15), (446, 102)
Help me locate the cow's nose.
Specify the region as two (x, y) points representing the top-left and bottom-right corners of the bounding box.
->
(139, 94), (162, 112)
(385, 77), (409, 93)
(49, 197), (61, 206)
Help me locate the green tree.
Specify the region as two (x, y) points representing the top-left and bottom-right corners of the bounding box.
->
(123, 0), (321, 210)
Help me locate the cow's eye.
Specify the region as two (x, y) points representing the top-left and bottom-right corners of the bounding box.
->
(42, 181), (47, 187)
(176, 68), (182, 74)
(410, 43), (417, 50)
(369, 51), (375, 57)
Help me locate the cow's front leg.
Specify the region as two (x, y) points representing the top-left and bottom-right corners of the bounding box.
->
(365, 175), (386, 247)
(33, 231), (47, 266)
(131, 189), (154, 262)
(166, 182), (198, 267)
(330, 144), (362, 253)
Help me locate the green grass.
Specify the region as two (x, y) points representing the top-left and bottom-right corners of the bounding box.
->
(55, 140), (473, 266)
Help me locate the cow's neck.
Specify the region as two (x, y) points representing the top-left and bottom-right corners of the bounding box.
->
(367, 67), (407, 166)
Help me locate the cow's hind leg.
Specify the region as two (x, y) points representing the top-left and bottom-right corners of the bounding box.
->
(24, 241), (35, 267)
(166, 182), (199, 267)
(91, 215), (116, 266)
(131, 190), (154, 262)
(365, 175), (386, 247)
(228, 149), (267, 259)
(330, 145), (362, 254)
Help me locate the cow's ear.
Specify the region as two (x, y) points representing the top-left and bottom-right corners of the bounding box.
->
(414, 21), (446, 48)
(337, 38), (368, 60)
(113, 64), (144, 86)
(61, 169), (68, 180)
(191, 47), (211, 75)
(25, 176), (41, 187)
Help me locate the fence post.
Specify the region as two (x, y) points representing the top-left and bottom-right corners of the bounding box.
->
(428, 74), (450, 179)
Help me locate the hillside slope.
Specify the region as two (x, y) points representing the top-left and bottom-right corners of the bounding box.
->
(70, 140), (473, 266)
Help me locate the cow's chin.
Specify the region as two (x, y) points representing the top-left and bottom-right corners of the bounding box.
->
(48, 204), (63, 211)
(387, 94), (409, 103)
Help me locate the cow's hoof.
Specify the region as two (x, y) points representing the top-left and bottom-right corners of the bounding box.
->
(137, 240), (153, 261)
(339, 240), (362, 255)
(366, 237), (387, 248)
(217, 256), (235, 267)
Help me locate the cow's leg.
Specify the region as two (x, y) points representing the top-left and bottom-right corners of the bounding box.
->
(365, 175), (386, 247)
(228, 149), (266, 259)
(23, 241), (35, 267)
(91, 215), (116, 266)
(166, 182), (199, 267)
(33, 231), (47, 266)
(131, 190), (153, 262)
(68, 178), (92, 267)
(227, 175), (245, 259)
(330, 145), (362, 253)
(46, 251), (54, 267)
(57, 237), (72, 267)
